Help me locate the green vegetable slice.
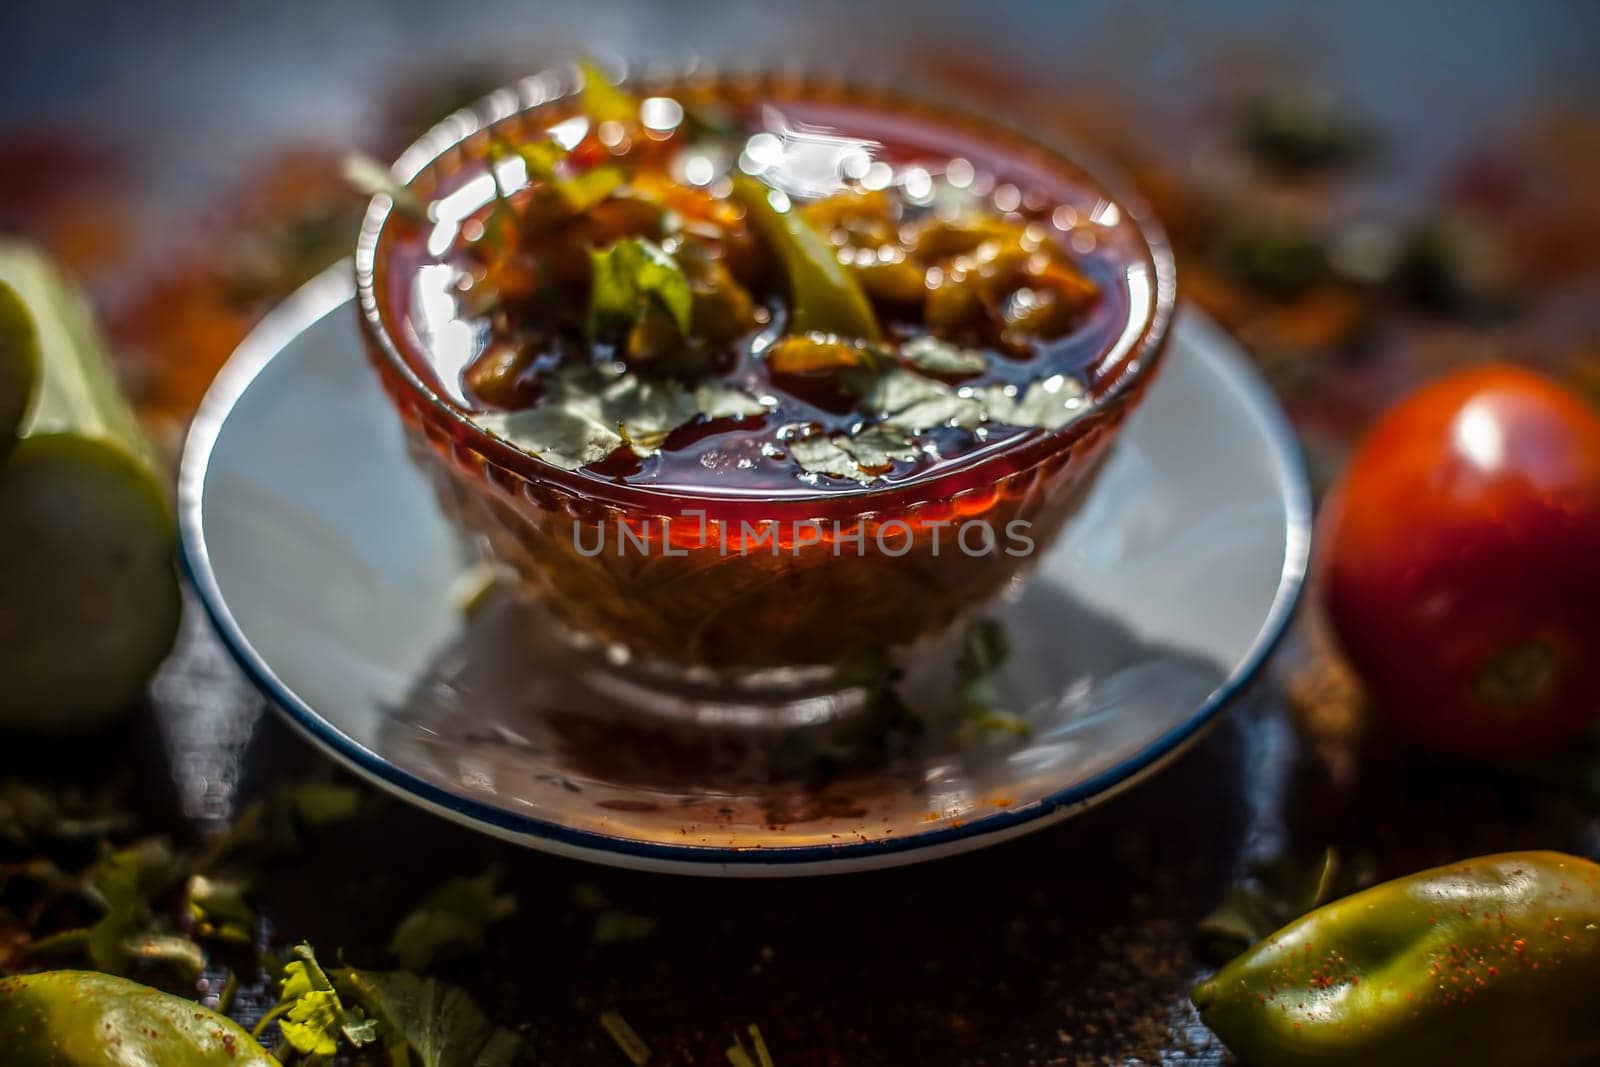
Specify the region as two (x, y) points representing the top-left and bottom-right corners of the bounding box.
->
(0, 970), (280, 1066)
(0, 281), (39, 458)
(731, 173), (881, 341)
(0, 241), (180, 731)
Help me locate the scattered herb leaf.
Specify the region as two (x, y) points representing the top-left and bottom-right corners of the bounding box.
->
(82, 839), (192, 977)
(0, 778), (134, 846)
(571, 883), (660, 946)
(1194, 848), (1362, 965)
(390, 865), (518, 973)
(600, 1009), (652, 1066)
(282, 782), (366, 828)
(726, 1023), (776, 1067)
(592, 910), (659, 946)
(341, 966), (529, 1067)
(257, 943), (378, 1056)
(489, 134), (624, 215)
(186, 874), (256, 945)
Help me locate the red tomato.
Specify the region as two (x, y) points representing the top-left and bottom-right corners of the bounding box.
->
(1320, 364), (1600, 758)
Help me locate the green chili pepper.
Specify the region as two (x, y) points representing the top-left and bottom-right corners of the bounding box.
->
(1192, 851), (1600, 1066)
(730, 173), (881, 341)
(0, 970), (280, 1065)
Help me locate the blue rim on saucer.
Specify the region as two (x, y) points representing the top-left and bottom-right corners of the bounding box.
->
(179, 265), (1311, 875)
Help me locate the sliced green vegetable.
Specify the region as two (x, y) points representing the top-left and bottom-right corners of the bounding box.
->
(1193, 851), (1600, 1066)
(0, 281), (39, 457)
(0, 241), (180, 731)
(731, 174), (881, 341)
(255, 943), (377, 1057)
(0, 970), (279, 1066)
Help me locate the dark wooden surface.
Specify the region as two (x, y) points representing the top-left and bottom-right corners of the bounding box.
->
(20, 594), (1574, 1066)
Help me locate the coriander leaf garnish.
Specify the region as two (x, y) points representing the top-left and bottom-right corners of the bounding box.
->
(899, 335), (988, 376)
(866, 368), (985, 433)
(0, 778), (134, 846)
(340, 967), (529, 1067)
(788, 422), (919, 484)
(788, 432), (867, 482)
(607, 373), (700, 450)
(977, 375), (1087, 431)
(589, 237), (694, 338)
(389, 865), (518, 973)
(194, 778), (367, 871)
(837, 425), (919, 471)
(695, 382), (769, 419)
(478, 402), (624, 471)
(479, 363), (719, 470)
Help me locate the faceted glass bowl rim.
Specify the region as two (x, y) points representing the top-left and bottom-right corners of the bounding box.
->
(354, 63), (1178, 518)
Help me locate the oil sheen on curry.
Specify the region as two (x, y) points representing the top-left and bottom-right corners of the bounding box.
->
(375, 70), (1149, 500)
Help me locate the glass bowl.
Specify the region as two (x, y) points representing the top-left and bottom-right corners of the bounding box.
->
(355, 65), (1176, 696)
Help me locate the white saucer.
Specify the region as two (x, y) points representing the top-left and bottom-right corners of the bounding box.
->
(179, 266), (1310, 876)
